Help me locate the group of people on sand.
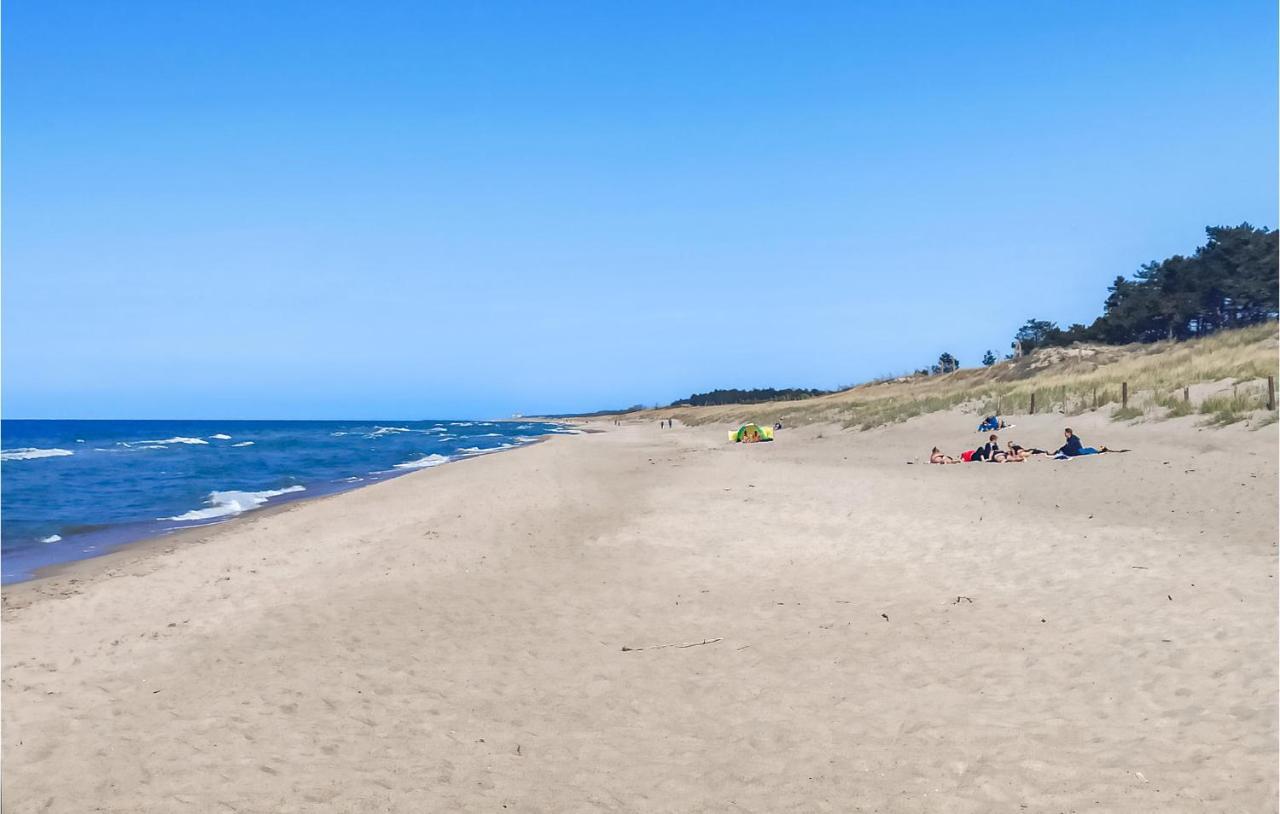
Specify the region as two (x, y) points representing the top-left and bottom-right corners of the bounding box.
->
(930, 427), (1113, 464)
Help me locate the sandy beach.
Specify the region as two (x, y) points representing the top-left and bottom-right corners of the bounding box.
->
(3, 412), (1277, 812)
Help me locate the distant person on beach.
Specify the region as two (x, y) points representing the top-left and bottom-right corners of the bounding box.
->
(1005, 443), (1048, 462)
(982, 433), (1000, 460)
(1053, 428), (1109, 458)
(930, 447), (958, 464)
(969, 433), (1000, 462)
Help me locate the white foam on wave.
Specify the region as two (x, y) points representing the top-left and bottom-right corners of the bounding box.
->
(127, 437), (209, 446)
(209, 434), (232, 440)
(231, 441), (255, 447)
(164, 485), (306, 521)
(1, 447), (75, 461)
(394, 453), (450, 469)
(457, 446), (483, 453)
(40, 534), (62, 544)
(370, 426), (412, 436)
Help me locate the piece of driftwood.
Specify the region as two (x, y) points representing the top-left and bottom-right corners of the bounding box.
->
(621, 637), (724, 652)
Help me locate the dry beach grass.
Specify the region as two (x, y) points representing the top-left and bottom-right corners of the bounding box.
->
(644, 323), (1279, 431)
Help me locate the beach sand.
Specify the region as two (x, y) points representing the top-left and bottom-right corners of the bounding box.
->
(3, 411), (1277, 812)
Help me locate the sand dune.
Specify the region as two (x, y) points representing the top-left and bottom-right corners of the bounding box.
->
(3, 410), (1276, 812)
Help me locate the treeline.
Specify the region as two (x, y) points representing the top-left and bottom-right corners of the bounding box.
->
(1013, 224), (1277, 352)
(670, 387), (829, 407)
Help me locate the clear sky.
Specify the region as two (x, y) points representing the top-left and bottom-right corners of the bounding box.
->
(4, 1), (1276, 419)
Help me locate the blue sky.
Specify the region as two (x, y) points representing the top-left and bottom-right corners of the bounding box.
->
(4, 1), (1276, 418)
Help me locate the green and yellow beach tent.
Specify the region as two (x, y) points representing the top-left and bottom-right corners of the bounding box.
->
(728, 423), (774, 443)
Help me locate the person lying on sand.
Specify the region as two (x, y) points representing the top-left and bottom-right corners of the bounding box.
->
(1053, 428), (1110, 458)
(1005, 443), (1049, 462)
(929, 447), (959, 464)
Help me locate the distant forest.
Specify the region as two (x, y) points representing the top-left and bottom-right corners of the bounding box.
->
(670, 387), (829, 407)
(1012, 224), (1277, 353)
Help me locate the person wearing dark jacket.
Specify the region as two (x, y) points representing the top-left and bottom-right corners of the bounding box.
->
(1054, 428), (1107, 457)
(975, 433), (1001, 462)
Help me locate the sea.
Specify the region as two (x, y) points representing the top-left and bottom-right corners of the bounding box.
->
(0, 419), (571, 583)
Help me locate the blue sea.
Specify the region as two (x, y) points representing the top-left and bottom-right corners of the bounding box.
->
(0, 419), (570, 583)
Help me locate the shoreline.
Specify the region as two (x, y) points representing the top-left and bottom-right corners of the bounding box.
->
(4, 413), (1275, 810)
(2, 434), (556, 594)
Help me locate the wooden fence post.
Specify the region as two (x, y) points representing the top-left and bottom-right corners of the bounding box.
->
(1121, 382), (1128, 409)
(1092, 387), (1097, 410)
(1030, 392), (1036, 415)
(1183, 386), (1189, 403)
(1268, 376), (1276, 411)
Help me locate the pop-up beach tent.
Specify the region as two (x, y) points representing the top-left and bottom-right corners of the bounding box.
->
(728, 423), (774, 443)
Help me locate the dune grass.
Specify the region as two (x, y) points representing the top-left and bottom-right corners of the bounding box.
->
(634, 322), (1279, 430)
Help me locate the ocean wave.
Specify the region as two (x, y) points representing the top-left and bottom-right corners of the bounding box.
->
(40, 534), (62, 543)
(209, 434), (232, 440)
(370, 426), (412, 436)
(126, 437), (209, 446)
(164, 485), (306, 521)
(231, 441), (255, 447)
(457, 446), (483, 453)
(1, 447), (75, 461)
(394, 453), (450, 469)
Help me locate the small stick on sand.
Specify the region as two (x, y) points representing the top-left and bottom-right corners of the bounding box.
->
(621, 637), (724, 652)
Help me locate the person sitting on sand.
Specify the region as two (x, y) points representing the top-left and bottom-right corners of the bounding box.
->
(929, 447), (958, 464)
(972, 433), (1000, 462)
(1053, 428), (1109, 458)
